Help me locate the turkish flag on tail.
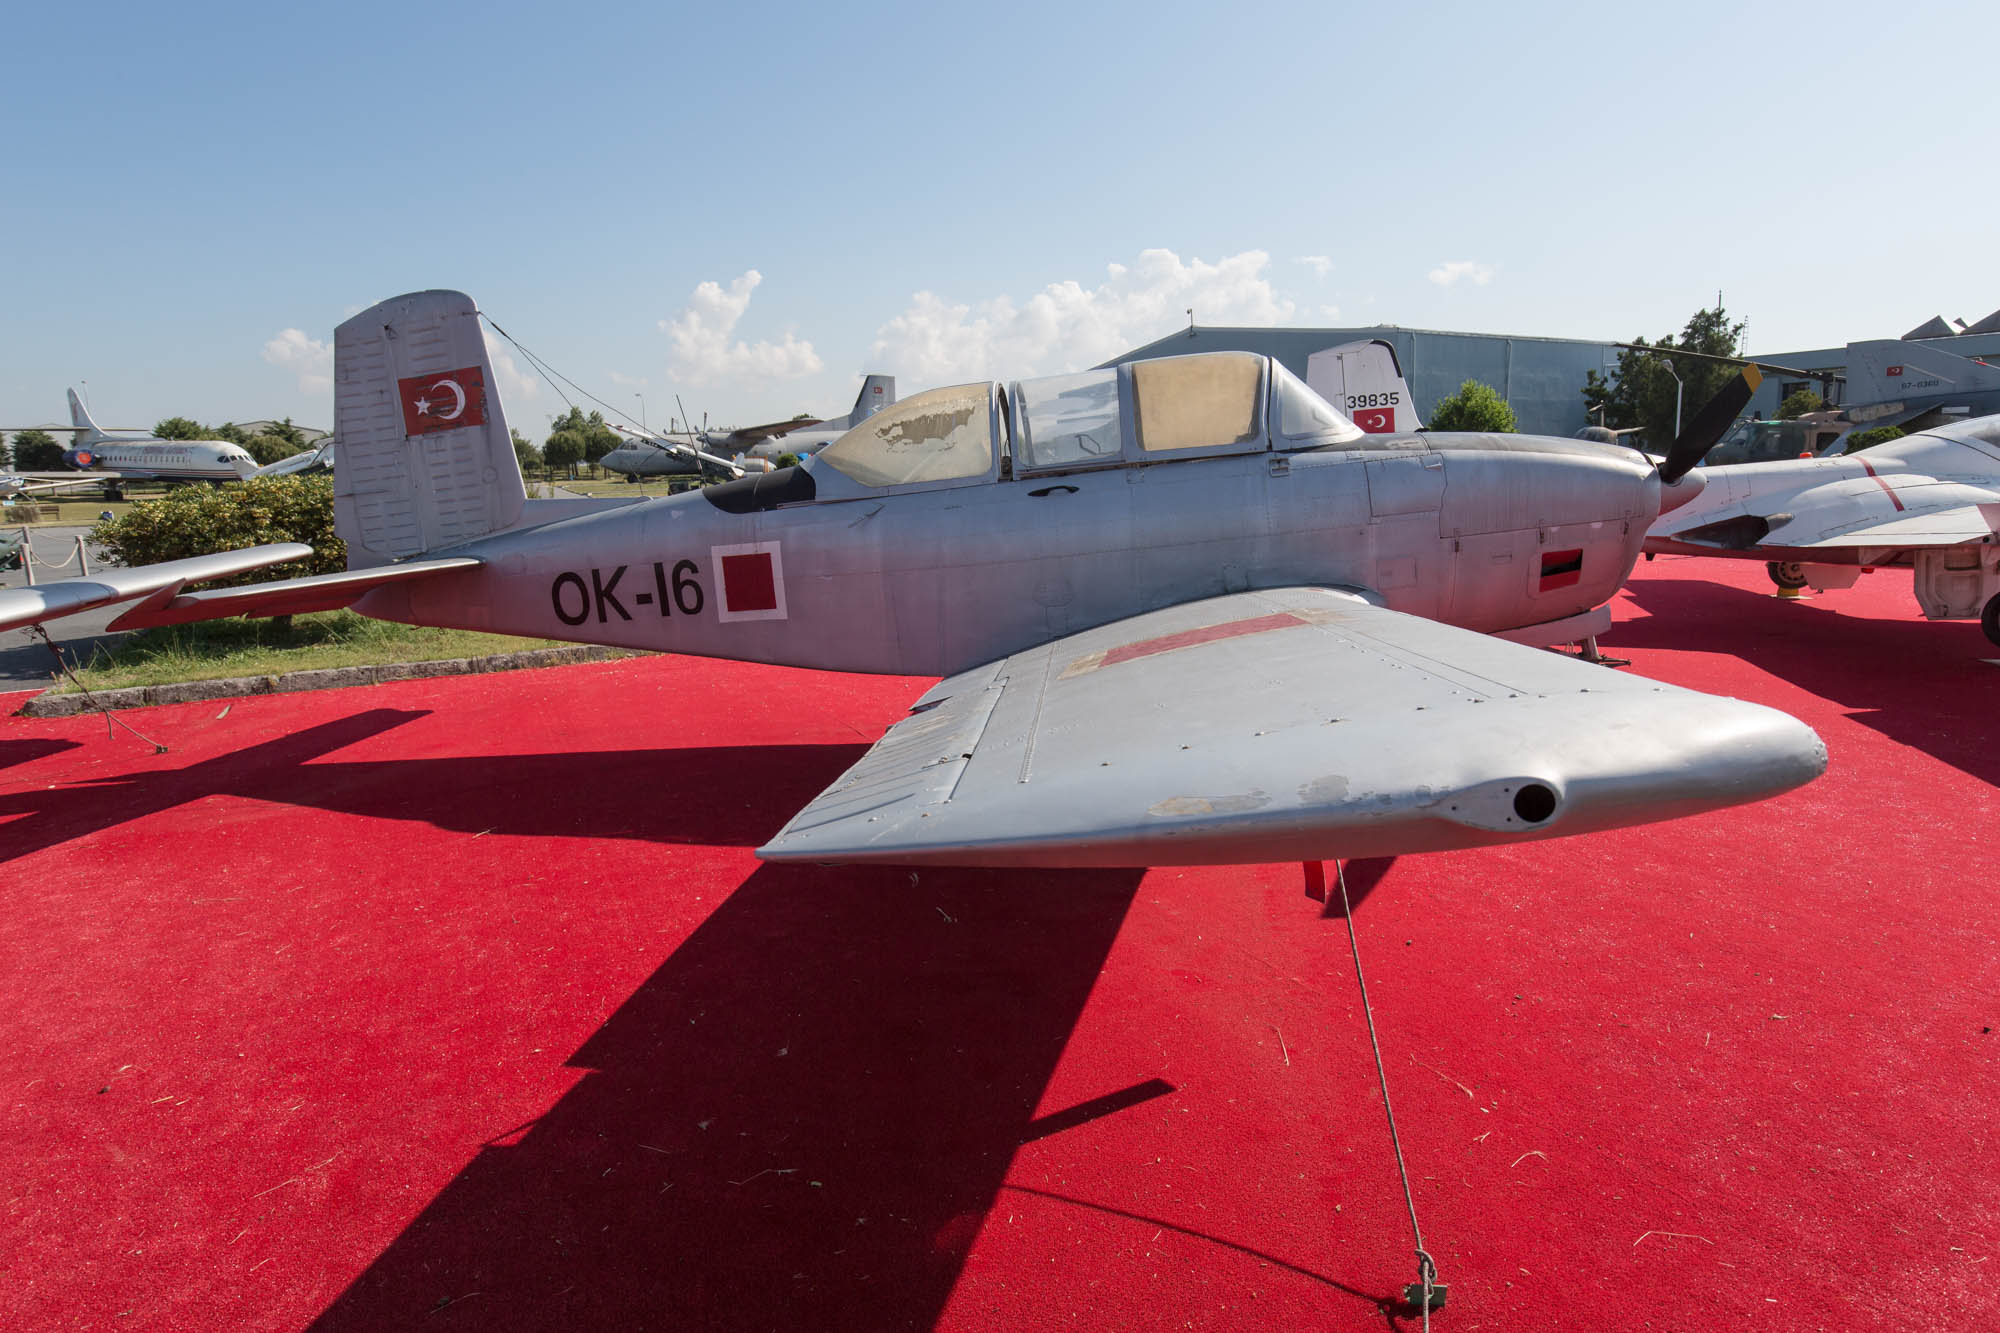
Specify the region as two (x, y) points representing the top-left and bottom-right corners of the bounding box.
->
(1353, 407), (1395, 433)
(398, 366), (488, 436)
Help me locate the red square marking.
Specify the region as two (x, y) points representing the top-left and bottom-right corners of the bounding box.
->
(721, 552), (778, 613)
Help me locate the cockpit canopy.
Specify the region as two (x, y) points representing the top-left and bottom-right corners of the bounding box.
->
(812, 351), (1374, 494)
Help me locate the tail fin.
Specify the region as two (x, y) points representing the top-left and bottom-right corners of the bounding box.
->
(333, 290), (528, 569)
(851, 374), (895, 423)
(1304, 339), (1421, 433)
(1844, 338), (2000, 408)
(66, 388), (108, 447)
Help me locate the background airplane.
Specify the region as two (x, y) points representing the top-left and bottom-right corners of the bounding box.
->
(0, 388), (260, 493)
(733, 374), (896, 462)
(1647, 409), (2000, 643)
(599, 425), (768, 482)
(0, 290), (1824, 872)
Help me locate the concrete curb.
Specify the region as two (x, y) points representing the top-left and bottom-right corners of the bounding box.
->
(16, 645), (631, 718)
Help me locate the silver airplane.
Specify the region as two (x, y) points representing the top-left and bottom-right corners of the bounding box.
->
(599, 426), (769, 482)
(736, 375), (896, 462)
(0, 290), (1826, 868)
(601, 376), (898, 479)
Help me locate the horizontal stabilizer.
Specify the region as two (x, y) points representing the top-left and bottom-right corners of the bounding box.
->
(0, 544), (313, 634)
(759, 588), (1827, 867)
(108, 557), (482, 630)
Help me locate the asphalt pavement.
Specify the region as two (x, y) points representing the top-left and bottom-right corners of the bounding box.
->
(0, 525), (124, 691)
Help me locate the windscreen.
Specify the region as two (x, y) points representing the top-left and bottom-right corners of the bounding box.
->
(816, 383), (993, 487)
(1014, 369), (1123, 470)
(1270, 362), (1362, 443)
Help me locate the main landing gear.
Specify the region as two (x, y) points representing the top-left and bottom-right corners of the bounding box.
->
(1766, 561), (1808, 591)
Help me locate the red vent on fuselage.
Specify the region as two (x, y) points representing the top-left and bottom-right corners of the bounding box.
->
(1539, 548), (1584, 591)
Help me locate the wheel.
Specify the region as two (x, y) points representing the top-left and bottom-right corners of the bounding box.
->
(1982, 592), (2000, 648)
(1767, 560), (1808, 591)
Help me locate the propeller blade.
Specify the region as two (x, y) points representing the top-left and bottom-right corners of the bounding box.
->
(1659, 363), (1762, 483)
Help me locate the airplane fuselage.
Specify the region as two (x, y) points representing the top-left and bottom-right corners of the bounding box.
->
(360, 434), (1659, 678)
(65, 439), (257, 482)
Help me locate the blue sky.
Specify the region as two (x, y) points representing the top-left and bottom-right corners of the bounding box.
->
(6, 0), (1997, 437)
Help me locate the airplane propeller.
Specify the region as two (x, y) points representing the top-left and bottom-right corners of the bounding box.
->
(1657, 362), (1763, 484)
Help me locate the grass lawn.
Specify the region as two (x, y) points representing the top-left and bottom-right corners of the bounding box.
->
(4, 496), (139, 526)
(52, 611), (574, 694)
(553, 477), (698, 498)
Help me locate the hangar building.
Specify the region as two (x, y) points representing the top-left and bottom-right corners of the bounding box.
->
(1108, 308), (2000, 438)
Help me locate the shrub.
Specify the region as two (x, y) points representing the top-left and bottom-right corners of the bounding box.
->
(1426, 380), (1518, 433)
(91, 474), (344, 584)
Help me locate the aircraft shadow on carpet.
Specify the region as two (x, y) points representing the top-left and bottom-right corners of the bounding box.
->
(0, 736), (81, 771)
(0, 708), (873, 863)
(303, 862), (1399, 1330)
(1608, 577), (2000, 790)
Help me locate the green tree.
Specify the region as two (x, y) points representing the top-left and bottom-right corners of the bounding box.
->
(1585, 301), (1748, 449)
(543, 429), (586, 474)
(1427, 380), (1518, 433)
(1842, 426), (1905, 453)
(545, 406), (620, 466)
(244, 435), (305, 466)
(91, 474), (343, 582)
(211, 422), (251, 445)
(512, 429), (542, 475)
(773, 452), (801, 469)
(10, 429), (66, 470)
(263, 418), (307, 448)
(1778, 390), (1826, 419)
(154, 417), (210, 440)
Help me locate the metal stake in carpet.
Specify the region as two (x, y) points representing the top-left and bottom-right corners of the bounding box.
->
(1322, 858), (1446, 1323)
(30, 625), (167, 753)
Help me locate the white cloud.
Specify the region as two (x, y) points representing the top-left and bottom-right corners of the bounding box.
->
(480, 327), (541, 409)
(1428, 260), (1495, 288)
(262, 328), (332, 394)
(661, 270), (822, 386)
(869, 249), (1296, 384)
(1298, 255), (1333, 279)
(1319, 304), (1343, 322)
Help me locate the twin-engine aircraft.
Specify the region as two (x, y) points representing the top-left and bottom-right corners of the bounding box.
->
(1647, 413), (2000, 644)
(0, 290), (1826, 867)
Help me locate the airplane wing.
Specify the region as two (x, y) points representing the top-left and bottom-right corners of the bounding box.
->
(0, 548), (482, 635)
(106, 557), (482, 630)
(1790, 500), (2000, 548)
(722, 418), (824, 447)
(1662, 474), (2000, 553)
(2, 474), (106, 496)
(0, 544), (314, 633)
(759, 588), (1825, 868)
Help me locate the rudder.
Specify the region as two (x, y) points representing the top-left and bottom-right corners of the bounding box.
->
(850, 374), (895, 423)
(334, 290), (527, 569)
(66, 388), (107, 448)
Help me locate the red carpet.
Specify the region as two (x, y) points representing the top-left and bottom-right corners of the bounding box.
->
(2, 555), (1994, 1330)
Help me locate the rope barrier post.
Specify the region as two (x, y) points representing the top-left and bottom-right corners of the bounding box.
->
(21, 527), (34, 586)
(1330, 858), (1448, 1325)
(76, 534), (90, 578)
